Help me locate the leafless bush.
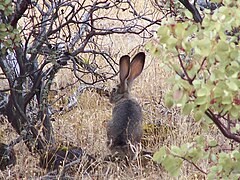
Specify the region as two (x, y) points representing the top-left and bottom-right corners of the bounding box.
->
(0, 0), (164, 158)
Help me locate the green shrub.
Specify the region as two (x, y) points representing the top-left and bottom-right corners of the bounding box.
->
(0, 0), (20, 54)
(148, 0), (240, 178)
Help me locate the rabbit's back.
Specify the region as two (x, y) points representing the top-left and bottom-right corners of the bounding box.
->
(107, 99), (142, 149)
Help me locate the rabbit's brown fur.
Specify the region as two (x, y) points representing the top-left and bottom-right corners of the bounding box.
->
(107, 52), (145, 160)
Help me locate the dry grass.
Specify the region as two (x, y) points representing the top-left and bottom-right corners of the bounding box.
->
(0, 52), (229, 179)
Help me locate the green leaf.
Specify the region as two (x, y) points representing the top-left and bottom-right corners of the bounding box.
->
(209, 140), (218, 147)
(164, 94), (174, 108)
(193, 80), (202, 89)
(230, 106), (239, 118)
(180, 143), (192, 151)
(226, 79), (239, 91)
(184, 9), (193, 20)
(211, 0), (221, 3)
(171, 146), (184, 156)
(0, 5), (5, 10)
(222, 95), (232, 105)
(194, 135), (205, 145)
(0, 24), (7, 31)
(207, 173), (215, 180)
(5, 0), (11, 4)
(209, 165), (221, 178)
(7, 5), (13, 13)
(212, 69), (225, 80)
(220, 159), (234, 175)
(181, 102), (194, 115)
(167, 36), (178, 48)
(171, 63), (181, 74)
(213, 86), (223, 98)
(194, 110), (204, 121)
(210, 154), (217, 163)
(196, 87), (209, 97)
(193, 38), (211, 56)
(157, 26), (170, 37)
(216, 40), (229, 52)
(232, 151), (240, 160)
(218, 30), (227, 41)
(221, 0), (234, 6)
(230, 50), (239, 60)
(162, 156), (182, 177)
(175, 23), (187, 39)
(203, 114), (214, 124)
(236, 124), (240, 131)
(195, 96), (208, 105)
(153, 147), (166, 164)
(187, 63), (200, 79)
(179, 79), (192, 90)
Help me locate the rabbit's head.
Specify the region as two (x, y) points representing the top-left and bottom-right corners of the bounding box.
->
(110, 52), (145, 104)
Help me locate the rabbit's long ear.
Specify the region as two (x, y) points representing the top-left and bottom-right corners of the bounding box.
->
(127, 52), (145, 85)
(119, 55), (130, 91)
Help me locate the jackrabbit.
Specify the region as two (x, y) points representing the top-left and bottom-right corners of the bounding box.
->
(107, 52), (145, 160)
